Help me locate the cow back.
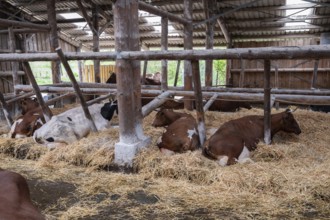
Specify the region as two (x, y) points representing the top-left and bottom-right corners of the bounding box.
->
(152, 109), (192, 127)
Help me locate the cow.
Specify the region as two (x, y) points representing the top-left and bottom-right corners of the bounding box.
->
(0, 169), (45, 220)
(152, 109), (200, 155)
(208, 100), (252, 112)
(310, 105), (330, 113)
(203, 109), (301, 166)
(19, 97), (39, 115)
(33, 101), (118, 148)
(10, 107), (45, 138)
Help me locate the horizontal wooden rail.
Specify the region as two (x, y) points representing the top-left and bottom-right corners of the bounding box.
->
(1, 45), (330, 61)
(231, 68), (330, 73)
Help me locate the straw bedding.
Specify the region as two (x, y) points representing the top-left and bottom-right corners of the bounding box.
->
(0, 107), (329, 219)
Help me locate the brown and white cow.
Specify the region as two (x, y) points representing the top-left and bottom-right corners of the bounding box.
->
(0, 169), (45, 220)
(19, 97), (39, 115)
(33, 101), (118, 148)
(152, 109), (200, 155)
(203, 109), (301, 166)
(10, 107), (45, 138)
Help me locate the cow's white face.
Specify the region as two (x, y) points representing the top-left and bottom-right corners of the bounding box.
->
(33, 115), (79, 148)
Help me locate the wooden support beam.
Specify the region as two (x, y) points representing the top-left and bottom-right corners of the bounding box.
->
(2, 45), (330, 61)
(264, 60), (271, 145)
(183, 0), (194, 110)
(6, 92), (35, 104)
(22, 62), (52, 122)
(56, 47), (97, 132)
(161, 16), (168, 91)
(191, 60), (206, 146)
(76, 0), (98, 34)
(274, 62), (279, 89)
(47, 0), (61, 84)
(174, 60), (181, 87)
(142, 60), (148, 84)
(311, 59), (319, 89)
(86, 93), (115, 106)
(142, 91), (172, 117)
(239, 59), (245, 88)
(0, 18), (50, 30)
(204, 0), (215, 87)
(0, 91), (13, 127)
(138, 1), (190, 25)
(203, 93), (218, 112)
(92, 3), (101, 83)
(8, 27), (19, 94)
(217, 19), (232, 47)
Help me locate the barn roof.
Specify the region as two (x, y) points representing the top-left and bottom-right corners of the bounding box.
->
(1, 0), (330, 50)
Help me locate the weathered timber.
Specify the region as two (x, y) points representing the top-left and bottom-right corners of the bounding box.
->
(56, 47), (97, 132)
(311, 59), (319, 89)
(92, 3), (100, 83)
(0, 71), (25, 76)
(192, 60), (206, 146)
(6, 92), (35, 104)
(0, 28), (49, 34)
(138, 1), (189, 25)
(8, 27), (19, 94)
(174, 60), (181, 87)
(264, 60), (271, 145)
(21, 62), (52, 121)
(0, 18), (50, 30)
(0, 91), (13, 127)
(183, 0), (194, 110)
(44, 93), (75, 106)
(203, 93), (218, 111)
(142, 91), (171, 117)
(1, 45), (330, 61)
(239, 59), (245, 88)
(161, 16), (168, 91)
(231, 67), (330, 72)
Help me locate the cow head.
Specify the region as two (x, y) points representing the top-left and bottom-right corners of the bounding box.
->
(19, 97), (39, 115)
(281, 109), (301, 135)
(33, 115), (80, 148)
(101, 100), (118, 121)
(10, 113), (44, 138)
(152, 109), (174, 127)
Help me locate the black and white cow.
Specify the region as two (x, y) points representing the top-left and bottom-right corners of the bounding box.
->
(33, 101), (118, 148)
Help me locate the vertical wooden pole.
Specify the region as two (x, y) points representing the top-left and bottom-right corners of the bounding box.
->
(274, 61), (279, 89)
(47, 0), (61, 84)
(264, 59), (271, 145)
(183, 0), (193, 110)
(174, 60), (181, 87)
(239, 59), (245, 88)
(191, 60), (206, 146)
(55, 47), (97, 131)
(113, 0), (149, 166)
(8, 27), (19, 94)
(203, 0), (215, 87)
(142, 60), (148, 84)
(311, 59), (319, 89)
(0, 91), (13, 127)
(78, 43), (83, 82)
(93, 3), (101, 83)
(161, 16), (168, 91)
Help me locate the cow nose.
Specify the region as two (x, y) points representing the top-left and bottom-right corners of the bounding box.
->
(46, 137), (55, 142)
(34, 137), (43, 144)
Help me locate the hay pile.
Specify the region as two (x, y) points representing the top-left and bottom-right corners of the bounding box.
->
(0, 107), (329, 219)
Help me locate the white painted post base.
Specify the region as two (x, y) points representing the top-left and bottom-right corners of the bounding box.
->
(114, 136), (151, 166)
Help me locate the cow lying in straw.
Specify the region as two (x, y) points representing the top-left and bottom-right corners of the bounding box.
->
(152, 109), (200, 155)
(0, 168), (45, 220)
(203, 109), (301, 166)
(33, 101), (118, 148)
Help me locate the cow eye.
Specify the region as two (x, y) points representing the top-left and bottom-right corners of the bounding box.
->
(46, 137), (55, 142)
(67, 117), (72, 121)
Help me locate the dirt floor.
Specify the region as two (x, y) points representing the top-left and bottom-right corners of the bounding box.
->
(0, 106), (329, 220)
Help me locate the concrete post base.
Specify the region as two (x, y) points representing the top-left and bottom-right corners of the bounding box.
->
(114, 136), (151, 167)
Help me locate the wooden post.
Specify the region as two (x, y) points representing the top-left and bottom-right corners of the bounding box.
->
(174, 60), (181, 87)
(274, 61), (279, 89)
(203, 93), (218, 112)
(8, 27), (19, 94)
(22, 62), (52, 122)
(113, 0), (150, 166)
(161, 16), (168, 91)
(142, 91), (172, 117)
(92, 3), (101, 83)
(0, 91), (13, 127)
(191, 60), (206, 146)
(55, 47), (97, 132)
(47, 0), (61, 84)
(142, 60), (148, 84)
(239, 59), (245, 88)
(204, 0), (215, 87)
(78, 43), (83, 82)
(183, 0), (193, 110)
(264, 59), (271, 145)
(311, 59), (319, 89)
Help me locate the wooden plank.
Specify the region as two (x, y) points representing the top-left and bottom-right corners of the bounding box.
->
(264, 59), (271, 145)
(311, 59), (319, 89)
(174, 60), (181, 87)
(161, 16), (168, 91)
(142, 91), (171, 117)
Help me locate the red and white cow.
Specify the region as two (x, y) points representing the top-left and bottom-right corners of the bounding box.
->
(10, 107), (45, 138)
(19, 97), (39, 115)
(0, 169), (44, 220)
(33, 101), (118, 148)
(203, 109), (301, 166)
(152, 109), (200, 155)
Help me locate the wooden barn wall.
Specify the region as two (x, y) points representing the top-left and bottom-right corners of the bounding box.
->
(83, 65), (115, 83)
(231, 39), (330, 89)
(0, 33), (77, 94)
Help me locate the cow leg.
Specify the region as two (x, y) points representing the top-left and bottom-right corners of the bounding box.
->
(216, 155), (229, 166)
(160, 148), (175, 156)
